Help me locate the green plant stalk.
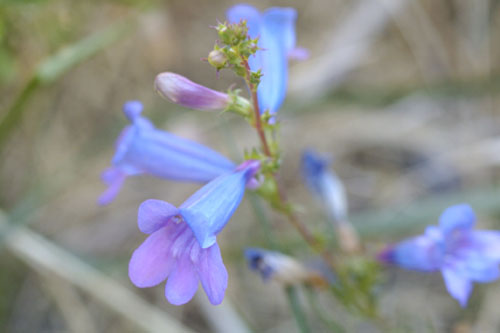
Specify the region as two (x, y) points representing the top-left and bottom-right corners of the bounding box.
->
(305, 287), (345, 333)
(285, 286), (310, 333)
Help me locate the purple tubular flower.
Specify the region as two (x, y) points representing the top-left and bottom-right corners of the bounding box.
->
(98, 101), (235, 205)
(128, 160), (260, 305)
(379, 204), (500, 307)
(301, 149), (347, 223)
(227, 4), (299, 115)
(155, 72), (230, 111)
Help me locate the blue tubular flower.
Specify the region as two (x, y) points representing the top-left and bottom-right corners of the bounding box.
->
(227, 4), (298, 115)
(128, 161), (260, 305)
(98, 101), (236, 205)
(379, 204), (500, 307)
(301, 149), (347, 223)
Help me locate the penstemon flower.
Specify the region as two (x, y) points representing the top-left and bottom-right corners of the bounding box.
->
(98, 100), (235, 205)
(227, 4), (299, 115)
(301, 149), (347, 223)
(155, 72), (253, 116)
(378, 204), (500, 307)
(128, 160), (260, 305)
(301, 149), (361, 254)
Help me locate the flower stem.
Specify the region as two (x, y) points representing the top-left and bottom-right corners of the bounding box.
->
(285, 286), (310, 333)
(241, 59), (337, 269)
(241, 59), (272, 157)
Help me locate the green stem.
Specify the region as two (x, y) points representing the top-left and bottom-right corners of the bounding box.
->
(285, 286), (310, 333)
(305, 287), (345, 333)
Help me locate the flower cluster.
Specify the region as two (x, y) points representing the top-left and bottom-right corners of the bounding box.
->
(99, 4), (304, 305)
(99, 2), (500, 317)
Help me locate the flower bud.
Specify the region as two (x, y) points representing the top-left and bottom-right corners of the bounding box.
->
(155, 72), (230, 111)
(208, 49), (227, 69)
(245, 248), (328, 287)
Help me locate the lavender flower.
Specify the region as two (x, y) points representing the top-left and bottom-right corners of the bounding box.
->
(227, 4), (299, 115)
(379, 204), (500, 307)
(98, 101), (235, 205)
(155, 72), (230, 111)
(301, 149), (361, 253)
(129, 160), (260, 305)
(301, 149), (347, 223)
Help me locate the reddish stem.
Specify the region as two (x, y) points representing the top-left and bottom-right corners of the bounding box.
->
(241, 58), (336, 268)
(241, 59), (272, 157)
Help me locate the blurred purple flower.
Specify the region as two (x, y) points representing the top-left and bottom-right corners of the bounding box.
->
(98, 101), (235, 205)
(245, 247), (328, 287)
(155, 72), (230, 111)
(227, 4), (300, 115)
(129, 160), (260, 305)
(301, 149), (347, 223)
(379, 204), (500, 307)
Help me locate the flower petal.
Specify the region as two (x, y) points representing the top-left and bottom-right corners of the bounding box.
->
(165, 255), (199, 305)
(439, 204), (475, 235)
(198, 243), (228, 305)
(138, 199), (179, 234)
(155, 72), (230, 111)
(442, 266), (473, 307)
(469, 230), (500, 261)
(97, 168), (126, 206)
(180, 162), (258, 248)
(263, 7), (297, 53)
(255, 7), (296, 114)
(128, 225), (179, 288)
(390, 232), (442, 271)
(288, 47), (309, 61)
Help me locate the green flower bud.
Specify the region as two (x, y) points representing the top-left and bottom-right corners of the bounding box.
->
(208, 49), (227, 69)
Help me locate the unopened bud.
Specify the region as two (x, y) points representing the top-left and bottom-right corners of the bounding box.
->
(208, 49), (227, 69)
(245, 248), (328, 287)
(155, 72), (229, 111)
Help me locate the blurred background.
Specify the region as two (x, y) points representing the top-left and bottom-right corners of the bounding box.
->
(1, 0), (500, 332)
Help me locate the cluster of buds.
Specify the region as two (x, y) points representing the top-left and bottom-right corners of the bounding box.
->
(208, 21), (260, 81)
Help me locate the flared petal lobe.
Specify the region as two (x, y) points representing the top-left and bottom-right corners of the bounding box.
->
(198, 243), (228, 305)
(138, 199), (179, 234)
(128, 225), (178, 288)
(164, 254), (199, 305)
(439, 204), (475, 235)
(442, 267), (473, 307)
